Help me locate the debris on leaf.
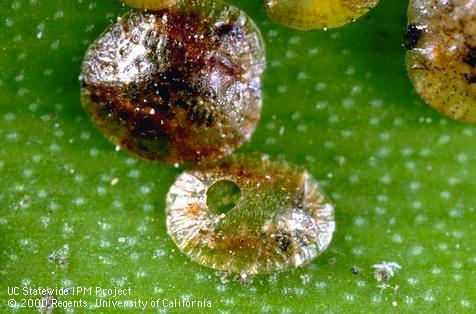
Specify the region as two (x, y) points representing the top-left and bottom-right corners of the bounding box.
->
(372, 261), (401, 288)
(39, 291), (55, 314)
(48, 245), (69, 267)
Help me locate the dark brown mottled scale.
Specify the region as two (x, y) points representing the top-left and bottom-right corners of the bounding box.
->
(80, 0), (265, 163)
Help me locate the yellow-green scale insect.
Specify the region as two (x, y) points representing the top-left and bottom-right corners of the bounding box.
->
(265, 0), (380, 30)
(406, 0), (476, 122)
(121, 0), (177, 10)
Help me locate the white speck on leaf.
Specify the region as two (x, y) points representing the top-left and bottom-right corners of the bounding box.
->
(372, 261), (402, 288)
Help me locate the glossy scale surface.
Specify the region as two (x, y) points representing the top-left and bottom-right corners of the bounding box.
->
(265, 0), (379, 30)
(121, 0), (178, 10)
(81, 0), (265, 163)
(166, 154), (335, 275)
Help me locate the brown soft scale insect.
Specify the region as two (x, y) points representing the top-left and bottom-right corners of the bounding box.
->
(406, 0), (476, 123)
(166, 154), (335, 275)
(80, 0), (265, 163)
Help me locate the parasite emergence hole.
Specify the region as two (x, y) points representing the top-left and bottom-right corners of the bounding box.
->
(206, 180), (241, 215)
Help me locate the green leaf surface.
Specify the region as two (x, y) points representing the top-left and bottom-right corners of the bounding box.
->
(1, 0), (475, 312)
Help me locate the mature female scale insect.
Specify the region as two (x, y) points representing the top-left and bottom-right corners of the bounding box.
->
(121, 0), (177, 10)
(80, 0), (265, 164)
(166, 154), (335, 276)
(265, 0), (380, 30)
(406, 0), (476, 123)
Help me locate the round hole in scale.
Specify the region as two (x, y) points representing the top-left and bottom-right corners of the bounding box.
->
(206, 180), (242, 215)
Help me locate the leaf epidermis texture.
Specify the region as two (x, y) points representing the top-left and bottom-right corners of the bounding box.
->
(0, 0), (475, 312)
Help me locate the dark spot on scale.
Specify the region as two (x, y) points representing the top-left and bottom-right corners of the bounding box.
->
(216, 23), (234, 37)
(275, 232), (292, 252)
(175, 99), (188, 109)
(404, 24), (423, 50)
(463, 46), (476, 68)
(90, 92), (103, 103)
(465, 74), (476, 84)
(132, 116), (160, 137)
